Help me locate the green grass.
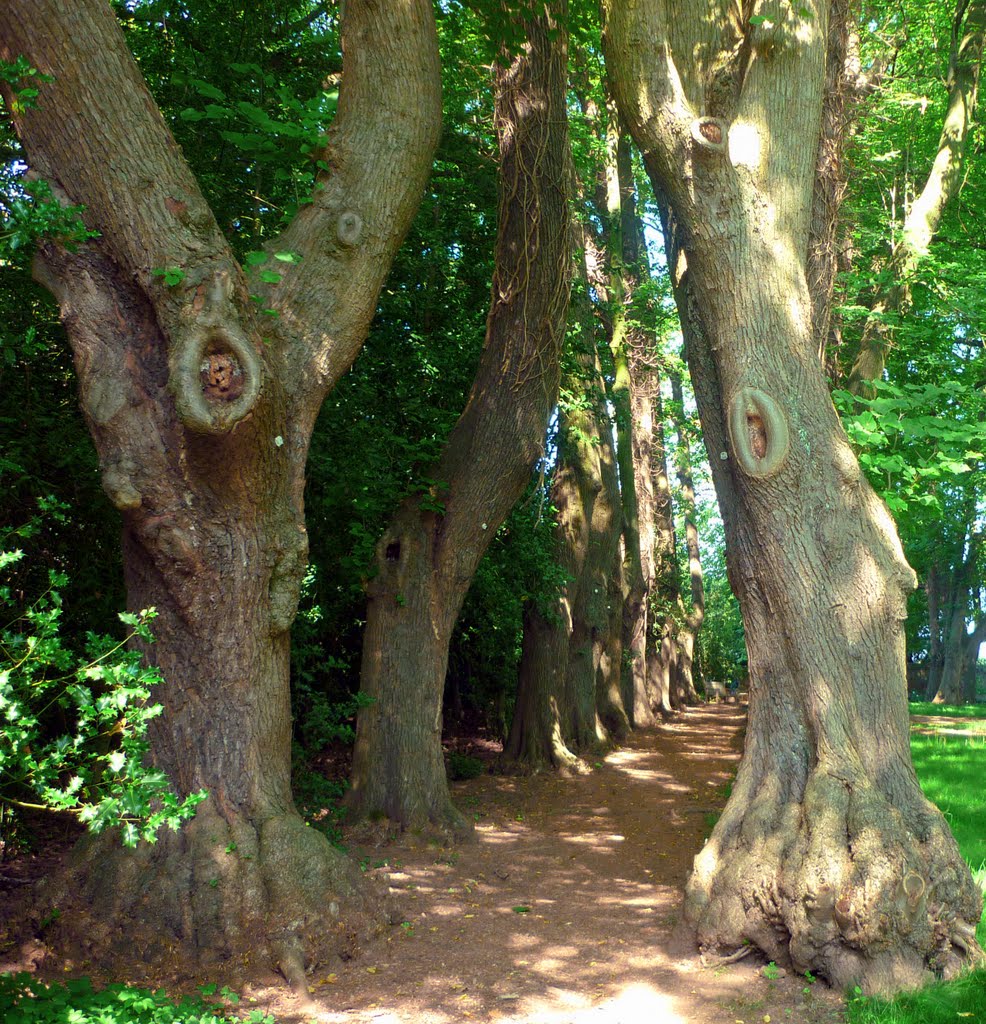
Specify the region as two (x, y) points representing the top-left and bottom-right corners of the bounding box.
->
(846, 970), (986, 1024)
(908, 701), (986, 719)
(846, 706), (986, 1024)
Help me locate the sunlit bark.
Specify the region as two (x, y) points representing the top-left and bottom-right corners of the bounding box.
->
(606, 0), (982, 993)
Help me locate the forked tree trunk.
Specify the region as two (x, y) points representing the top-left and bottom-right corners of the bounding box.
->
(1, 0), (441, 974)
(349, 5), (571, 832)
(607, 0), (982, 994)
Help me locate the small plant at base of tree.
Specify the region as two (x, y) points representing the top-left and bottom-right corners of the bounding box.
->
(1, 520), (205, 848)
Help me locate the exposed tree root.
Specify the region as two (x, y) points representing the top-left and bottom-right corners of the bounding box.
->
(699, 945), (754, 967)
(29, 803), (394, 982)
(685, 762), (983, 996)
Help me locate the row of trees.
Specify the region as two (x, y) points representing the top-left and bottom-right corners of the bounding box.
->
(1, 0), (984, 999)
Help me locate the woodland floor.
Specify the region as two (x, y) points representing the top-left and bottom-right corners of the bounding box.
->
(1, 701), (850, 1024)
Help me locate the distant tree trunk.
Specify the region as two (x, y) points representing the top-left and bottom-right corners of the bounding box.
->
(1, 0), (440, 972)
(592, 116), (655, 726)
(669, 370), (705, 705)
(586, 371), (630, 741)
(961, 613), (986, 702)
(505, 339), (605, 770)
(608, 0), (982, 992)
(936, 596), (970, 704)
(847, 0), (986, 393)
(349, 5), (571, 832)
(646, 385), (681, 716)
(931, 526), (982, 704)
(925, 564), (945, 699)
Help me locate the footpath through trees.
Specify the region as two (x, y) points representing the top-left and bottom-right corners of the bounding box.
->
(3, 702), (847, 1024)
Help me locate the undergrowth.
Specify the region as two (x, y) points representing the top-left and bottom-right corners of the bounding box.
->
(0, 974), (275, 1024)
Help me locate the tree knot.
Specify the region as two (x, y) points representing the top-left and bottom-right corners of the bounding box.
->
(691, 117), (729, 155)
(727, 386), (790, 478)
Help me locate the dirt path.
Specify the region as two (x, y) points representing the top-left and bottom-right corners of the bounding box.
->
(284, 702), (842, 1024)
(1, 702), (846, 1024)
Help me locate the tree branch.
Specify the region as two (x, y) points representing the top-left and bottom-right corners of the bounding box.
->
(261, 0), (442, 399)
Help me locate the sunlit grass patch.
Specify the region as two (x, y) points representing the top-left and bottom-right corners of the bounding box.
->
(908, 701), (986, 719)
(845, 970), (986, 1024)
(847, 712), (986, 1023)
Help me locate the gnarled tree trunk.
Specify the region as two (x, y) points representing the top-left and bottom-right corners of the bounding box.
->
(1, 0), (441, 975)
(348, 4), (571, 832)
(607, 0), (982, 995)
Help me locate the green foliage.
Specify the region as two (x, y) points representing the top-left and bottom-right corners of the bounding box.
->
(0, 57), (53, 115)
(0, 974), (275, 1024)
(1, 179), (97, 254)
(833, 380), (985, 516)
(1, 530), (204, 847)
(446, 751), (484, 780)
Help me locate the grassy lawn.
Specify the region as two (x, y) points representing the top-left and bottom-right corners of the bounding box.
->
(846, 702), (986, 1024)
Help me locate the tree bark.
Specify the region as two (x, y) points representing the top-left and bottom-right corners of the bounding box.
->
(349, 4), (571, 832)
(925, 563), (945, 699)
(504, 343), (603, 771)
(606, 0), (982, 994)
(669, 369), (705, 705)
(584, 364), (630, 743)
(931, 525), (982, 703)
(1, 0), (441, 973)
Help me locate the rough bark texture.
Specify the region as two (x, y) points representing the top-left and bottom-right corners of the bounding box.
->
(1, 0), (441, 975)
(847, 0), (986, 394)
(349, 5), (571, 832)
(606, 0), (982, 995)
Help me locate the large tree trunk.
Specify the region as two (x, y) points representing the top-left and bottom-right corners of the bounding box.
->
(2, 0), (441, 975)
(607, 0), (982, 994)
(348, 5), (571, 833)
(584, 120), (656, 727)
(584, 370), (629, 743)
(644, 383), (681, 717)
